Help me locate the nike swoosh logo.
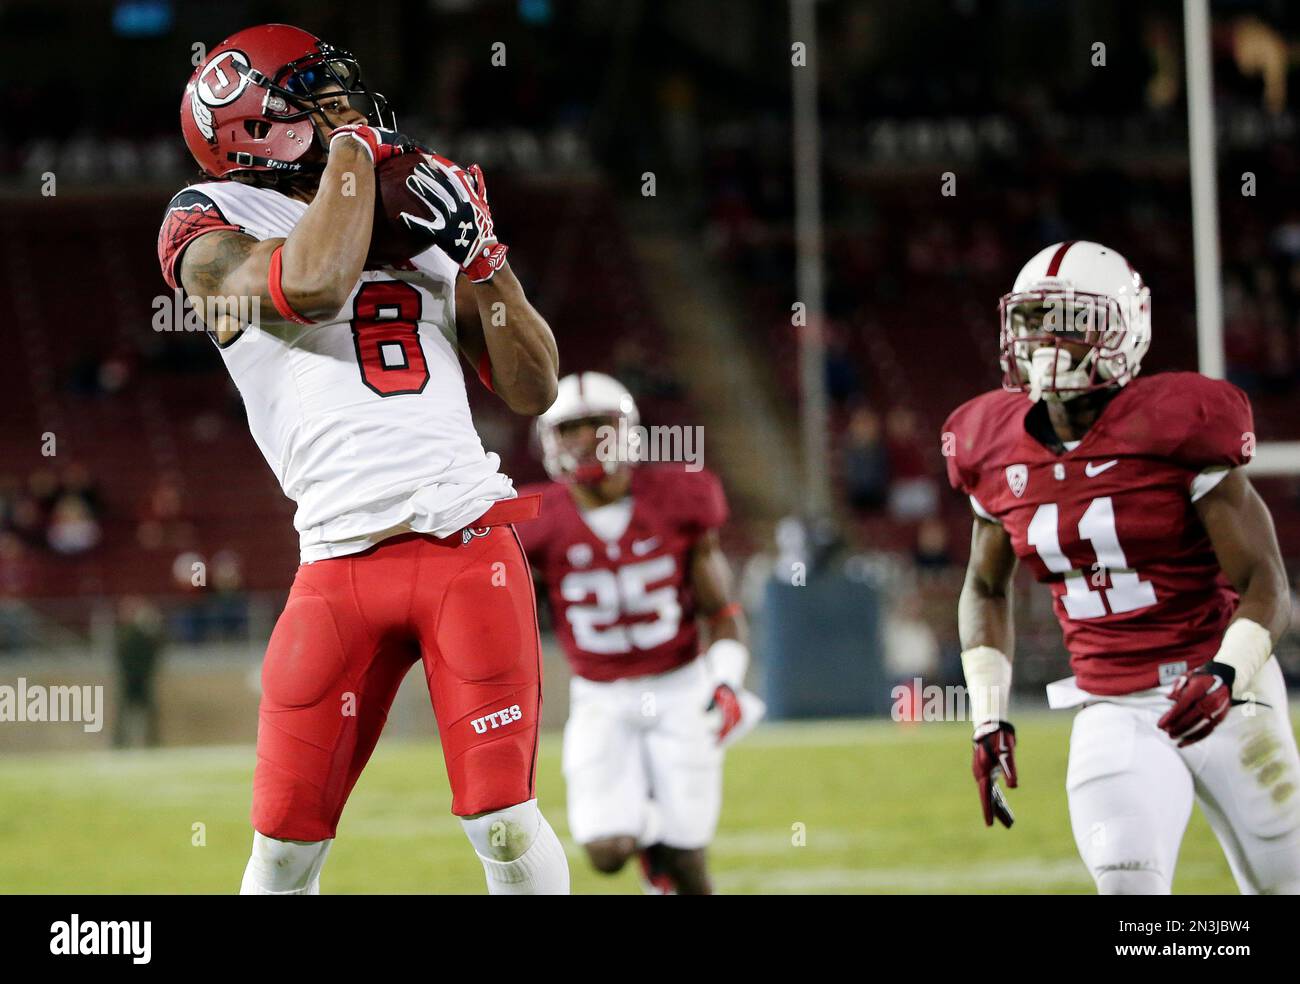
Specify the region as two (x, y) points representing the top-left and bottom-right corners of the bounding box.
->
(1085, 460), (1118, 477)
(400, 210), (445, 233)
(631, 537), (660, 556)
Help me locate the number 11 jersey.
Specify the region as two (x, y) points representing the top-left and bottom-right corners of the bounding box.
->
(943, 372), (1254, 695)
(157, 180), (515, 563)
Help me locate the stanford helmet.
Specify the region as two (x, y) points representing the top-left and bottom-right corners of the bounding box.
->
(999, 240), (1152, 402)
(537, 373), (641, 483)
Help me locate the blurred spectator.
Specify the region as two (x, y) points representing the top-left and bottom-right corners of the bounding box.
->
(842, 407), (891, 513)
(208, 549), (250, 641)
(884, 408), (939, 521)
(824, 326), (864, 405)
(46, 494), (101, 555)
(59, 462), (103, 515)
(137, 473), (191, 550)
(914, 518), (952, 571)
(1, 465), (105, 557)
(113, 596), (165, 748)
(883, 590), (941, 720)
(0, 533), (35, 600)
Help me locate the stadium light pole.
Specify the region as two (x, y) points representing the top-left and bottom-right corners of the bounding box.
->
(790, 0), (832, 519)
(1184, 0), (1225, 380)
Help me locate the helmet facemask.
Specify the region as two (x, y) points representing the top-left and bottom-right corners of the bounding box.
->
(999, 289), (1139, 403)
(541, 413), (640, 485)
(261, 43), (394, 130)
(220, 43), (393, 176)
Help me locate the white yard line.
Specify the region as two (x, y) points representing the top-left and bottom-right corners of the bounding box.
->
(713, 857), (1229, 893)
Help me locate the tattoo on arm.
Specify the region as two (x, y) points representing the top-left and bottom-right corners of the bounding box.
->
(180, 230), (257, 299)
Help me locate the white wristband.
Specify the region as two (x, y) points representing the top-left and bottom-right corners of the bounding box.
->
(1214, 618), (1273, 698)
(961, 646), (1012, 730)
(706, 639), (749, 690)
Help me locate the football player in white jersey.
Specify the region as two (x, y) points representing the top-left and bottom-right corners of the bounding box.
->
(157, 24), (566, 895)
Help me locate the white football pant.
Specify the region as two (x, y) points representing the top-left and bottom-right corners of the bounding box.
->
(1065, 657), (1300, 894)
(563, 658), (726, 849)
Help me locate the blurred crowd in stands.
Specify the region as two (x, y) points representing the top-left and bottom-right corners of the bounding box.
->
(0, 466), (104, 562)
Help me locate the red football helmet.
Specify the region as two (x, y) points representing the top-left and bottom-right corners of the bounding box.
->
(180, 24), (392, 179)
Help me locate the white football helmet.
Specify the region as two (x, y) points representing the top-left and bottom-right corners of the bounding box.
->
(537, 371), (640, 483)
(999, 240), (1151, 402)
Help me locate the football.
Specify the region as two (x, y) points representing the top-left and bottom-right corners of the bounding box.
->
(366, 151), (435, 268)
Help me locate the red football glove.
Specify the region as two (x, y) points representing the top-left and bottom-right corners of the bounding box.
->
(1158, 663), (1234, 748)
(707, 684), (744, 745)
(972, 721), (1017, 828)
(329, 124), (419, 165)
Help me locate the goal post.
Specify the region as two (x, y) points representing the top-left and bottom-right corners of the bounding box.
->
(1184, 0), (1300, 475)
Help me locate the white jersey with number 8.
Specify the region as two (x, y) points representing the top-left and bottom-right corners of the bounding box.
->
(157, 179), (515, 563)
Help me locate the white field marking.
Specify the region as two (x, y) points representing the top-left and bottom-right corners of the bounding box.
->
(728, 711), (1065, 751)
(708, 828), (865, 855)
(713, 857), (1230, 894)
(317, 819), (861, 859)
(0, 743), (254, 778)
(713, 857), (1090, 893)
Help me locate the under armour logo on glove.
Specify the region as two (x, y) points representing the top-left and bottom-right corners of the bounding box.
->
(399, 154), (509, 282)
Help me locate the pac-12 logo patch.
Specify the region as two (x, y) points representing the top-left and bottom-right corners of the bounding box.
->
(1005, 464), (1028, 498)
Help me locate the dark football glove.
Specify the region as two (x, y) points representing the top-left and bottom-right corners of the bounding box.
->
(398, 154), (509, 282)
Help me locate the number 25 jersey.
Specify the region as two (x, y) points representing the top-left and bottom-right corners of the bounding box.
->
(943, 372), (1253, 695)
(516, 465), (728, 682)
(157, 180), (515, 563)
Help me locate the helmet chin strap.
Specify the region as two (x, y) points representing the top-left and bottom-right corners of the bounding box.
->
(1026, 347), (1091, 404)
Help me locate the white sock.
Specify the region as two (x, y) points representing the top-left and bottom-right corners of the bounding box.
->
(239, 832), (332, 895)
(461, 799), (570, 895)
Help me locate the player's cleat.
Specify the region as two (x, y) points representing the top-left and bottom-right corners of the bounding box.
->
(637, 848), (677, 895)
(972, 721), (1017, 828)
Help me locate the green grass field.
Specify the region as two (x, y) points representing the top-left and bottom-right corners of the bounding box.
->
(0, 712), (1270, 894)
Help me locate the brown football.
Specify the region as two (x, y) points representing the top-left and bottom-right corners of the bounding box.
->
(365, 152), (435, 268)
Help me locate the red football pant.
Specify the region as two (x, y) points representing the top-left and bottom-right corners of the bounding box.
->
(251, 525), (542, 842)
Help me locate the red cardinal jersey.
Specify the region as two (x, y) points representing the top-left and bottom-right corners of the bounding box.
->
(516, 465), (727, 682)
(943, 372), (1253, 695)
